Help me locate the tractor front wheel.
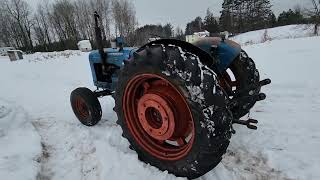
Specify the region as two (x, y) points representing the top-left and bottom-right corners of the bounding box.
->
(70, 87), (102, 126)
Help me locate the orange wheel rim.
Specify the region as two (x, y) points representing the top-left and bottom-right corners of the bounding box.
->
(75, 97), (89, 120)
(123, 74), (195, 161)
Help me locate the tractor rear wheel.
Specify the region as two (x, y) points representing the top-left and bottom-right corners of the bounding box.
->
(221, 50), (260, 119)
(114, 44), (233, 179)
(70, 87), (102, 126)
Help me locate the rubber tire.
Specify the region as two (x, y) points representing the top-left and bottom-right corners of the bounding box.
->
(114, 44), (233, 179)
(70, 87), (102, 126)
(226, 50), (260, 119)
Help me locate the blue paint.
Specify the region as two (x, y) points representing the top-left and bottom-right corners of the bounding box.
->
(193, 40), (241, 73)
(89, 47), (138, 90)
(216, 42), (241, 73)
(88, 40), (240, 90)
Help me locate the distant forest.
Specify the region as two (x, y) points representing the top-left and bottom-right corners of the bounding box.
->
(0, 0), (319, 52)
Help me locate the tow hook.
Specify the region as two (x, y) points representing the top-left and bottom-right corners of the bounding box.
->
(233, 119), (258, 130)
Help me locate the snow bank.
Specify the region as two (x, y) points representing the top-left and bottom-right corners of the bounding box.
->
(0, 100), (42, 180)
(231, 24), (319, 45)
(232, 36), (320, 180)
(27, 50), (82, 62)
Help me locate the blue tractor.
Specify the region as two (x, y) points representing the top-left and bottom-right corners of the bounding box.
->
(70, 12), (270, 179)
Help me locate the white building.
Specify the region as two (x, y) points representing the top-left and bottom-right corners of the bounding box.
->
(186, 30), (210, 43)
(77, 40), (92, 52)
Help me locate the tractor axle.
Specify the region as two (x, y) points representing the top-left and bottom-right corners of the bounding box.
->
(94, 89), (114, 97)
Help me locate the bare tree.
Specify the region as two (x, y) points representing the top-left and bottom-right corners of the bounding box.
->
(38, 2), (52, 45)
(48, 0), (80, 49)
(33, 1), (54, 50)
(307, 0), (320, 35)
(74, 0), (92, 40)
(0, 3), (12, 46)
(4, 0), (34, 50)
(1, 0), (139, 51)
(34, 16), (46, 46)
(89, 0), (112, 40)
(112, 0), (137, 37)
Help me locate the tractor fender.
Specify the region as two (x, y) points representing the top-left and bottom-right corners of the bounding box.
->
(138, 39), (217, 67)
(192, 37), (242, 73)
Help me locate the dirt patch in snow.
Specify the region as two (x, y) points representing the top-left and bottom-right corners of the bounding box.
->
(222, 148), (291, 180)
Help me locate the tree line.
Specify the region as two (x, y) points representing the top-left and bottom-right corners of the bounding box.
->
(0, 0), (319, 52)
(0, 0), (137, 52)
(186, 0), (320, 36)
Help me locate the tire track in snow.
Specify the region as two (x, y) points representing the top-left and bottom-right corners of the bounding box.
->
(222, 148), (291, 180)
(199, 146), (292, 180)
(31, 117), (102, 180)
(31, 118), (55, 180)
(0, 99), (42, 180)
(29, 108), (291, 180)
(1, 97), (292, 180)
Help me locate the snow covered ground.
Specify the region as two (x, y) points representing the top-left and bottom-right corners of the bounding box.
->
(0, 99), (42, 180)
(1, 34), (320, 179)
(231, 24), (319, 46)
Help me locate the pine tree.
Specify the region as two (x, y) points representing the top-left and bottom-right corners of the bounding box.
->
(219, 0), (234, 32)
(269, 13), (277, 28)
(219, 0), (273, 33)
(185, 17), (204, 35)
(174, 27), (185, 40)
(278, 9), (305, 26)
(204, 9), (219, 33)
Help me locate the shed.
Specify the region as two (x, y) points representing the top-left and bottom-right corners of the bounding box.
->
(7, 50), (23, 61)
(0, 47), (15, 56)
(77, 40), (92, 52)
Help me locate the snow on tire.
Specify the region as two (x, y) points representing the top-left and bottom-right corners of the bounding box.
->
(114, 44), (233, 179)
(223, 50), (260, 119)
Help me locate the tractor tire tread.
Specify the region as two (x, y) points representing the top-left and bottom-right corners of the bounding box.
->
(114, 44), (233, 179)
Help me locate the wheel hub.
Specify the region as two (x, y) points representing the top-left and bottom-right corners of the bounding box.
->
(122, 74), (195, 160)
(137, 94), (175, 140)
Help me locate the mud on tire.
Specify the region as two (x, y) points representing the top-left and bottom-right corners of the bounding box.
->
(114, 44), (233, 179)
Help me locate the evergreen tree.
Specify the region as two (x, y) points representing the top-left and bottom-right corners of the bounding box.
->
(204, 9), (219, 33)
(278, 9), (305, 26)
(219, 0), (273, 33)
(163, 23), (173, 38)
(133, 24), (174, 46)
(269, 13), (277, 28)
(174, 27), (185, 40)
(219, 0), (234, 32)
(185, 17), (204, 35)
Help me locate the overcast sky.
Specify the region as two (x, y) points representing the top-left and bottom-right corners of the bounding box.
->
(26, 0), (312, 28)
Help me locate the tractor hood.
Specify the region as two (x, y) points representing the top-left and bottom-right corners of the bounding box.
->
(192, 37), (241, 55)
